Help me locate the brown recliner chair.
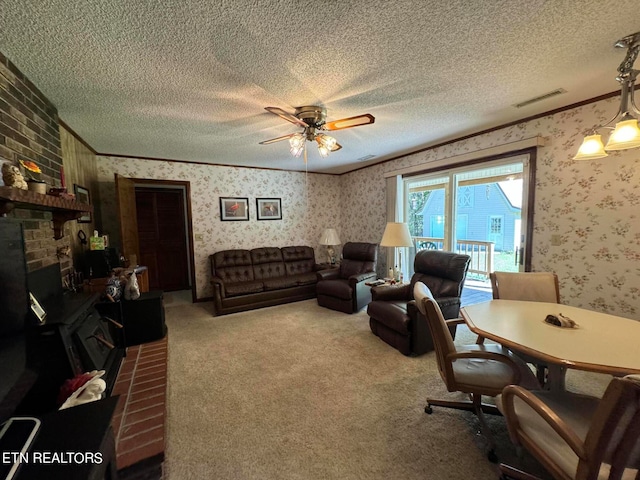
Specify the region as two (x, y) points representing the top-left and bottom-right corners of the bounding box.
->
(316, 242), (378, 313)
(367, 249), (470, 356)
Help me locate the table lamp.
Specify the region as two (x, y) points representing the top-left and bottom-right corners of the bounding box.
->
(380, 222), (413, 280)
(318, 228), (341, 264)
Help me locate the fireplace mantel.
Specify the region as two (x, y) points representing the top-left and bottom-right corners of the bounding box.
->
(0, 186), (93, 239)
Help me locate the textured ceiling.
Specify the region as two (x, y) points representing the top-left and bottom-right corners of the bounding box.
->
(1, 1), (639, 174)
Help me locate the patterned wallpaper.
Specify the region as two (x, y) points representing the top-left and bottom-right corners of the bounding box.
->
(95, 158), (341, 299)
(340, 96), (640, 319)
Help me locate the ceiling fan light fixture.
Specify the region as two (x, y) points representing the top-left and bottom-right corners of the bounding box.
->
(289, 133), (305, 149)
(316, 134), (337, 150)
(317, 144), (330, 158)
(289, 133), (306, 157)
(260, 106), (374, 160)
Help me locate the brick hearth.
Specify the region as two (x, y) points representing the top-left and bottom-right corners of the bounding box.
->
(111, 337), (168, 477)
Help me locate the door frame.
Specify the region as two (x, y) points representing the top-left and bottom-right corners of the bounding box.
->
(128, 178), (197, 303)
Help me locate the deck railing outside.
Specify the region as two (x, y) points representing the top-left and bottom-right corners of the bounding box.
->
(413, 237), (495, 278)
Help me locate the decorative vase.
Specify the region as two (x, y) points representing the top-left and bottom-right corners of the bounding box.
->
(27, 180), (47, 194)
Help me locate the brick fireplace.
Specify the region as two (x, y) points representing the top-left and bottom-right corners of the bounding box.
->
(112, 337), (168, 478)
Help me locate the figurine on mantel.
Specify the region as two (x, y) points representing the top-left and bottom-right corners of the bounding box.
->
(1, 162), (28, 189)
(19, 159), (47, 194)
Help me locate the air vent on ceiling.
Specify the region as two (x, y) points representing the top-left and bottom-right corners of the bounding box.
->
(513, 88), (566, 108)
(357, 154), (377, 162)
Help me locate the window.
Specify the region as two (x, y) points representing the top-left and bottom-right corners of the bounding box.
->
(490, 216), (503, 235)
(403, 154), (534, 276)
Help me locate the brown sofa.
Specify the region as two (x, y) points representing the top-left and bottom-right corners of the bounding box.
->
(210, 246), (321, 315)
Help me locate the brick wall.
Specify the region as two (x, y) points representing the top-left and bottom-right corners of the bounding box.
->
(9, 208), (74, 275)
(0, 51), (63, 186)
(1, 50), (71, 277)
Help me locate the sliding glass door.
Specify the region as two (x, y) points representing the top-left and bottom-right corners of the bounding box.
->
(403, 154), (533, 280)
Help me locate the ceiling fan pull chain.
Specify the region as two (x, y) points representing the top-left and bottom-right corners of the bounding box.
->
(305, 154), (309, 215)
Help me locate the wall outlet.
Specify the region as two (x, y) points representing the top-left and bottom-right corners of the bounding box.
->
(550, 234), (562, 246)
(194, 234), (204, 241)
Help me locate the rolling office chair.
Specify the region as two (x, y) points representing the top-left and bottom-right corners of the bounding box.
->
(413, 282), (539, 461)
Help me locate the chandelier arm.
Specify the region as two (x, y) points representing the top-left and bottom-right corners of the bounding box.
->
(591, 34), (640, 131)
(617, 36), (640, 77)
(592, 74), (637, 132)
(591, 96), (626, 132)
(614, 33), (640, 118)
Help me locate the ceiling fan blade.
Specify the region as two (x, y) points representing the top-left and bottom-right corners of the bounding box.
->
(265, 107), (308, 128)
(324, 114), (375, 131)
(331, 143), (342, 152)
(259, 133), (296, 145)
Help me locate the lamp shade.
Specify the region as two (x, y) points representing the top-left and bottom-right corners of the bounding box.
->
(605, 118), (640, 150)
(319, 228), (341, 246)
(573, 134), (608, 160)
(380, 222), (413, 247)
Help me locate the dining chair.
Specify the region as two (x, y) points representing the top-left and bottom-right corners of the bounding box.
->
(483, 271), (561, 384)
(413, 282), (539, 462)
(490, 271), (560, 303)
(498, 374), (640, 480)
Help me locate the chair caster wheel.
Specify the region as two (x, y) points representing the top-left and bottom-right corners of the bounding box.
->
(487, 450), (498, 463)
(424, 405), (433, 414)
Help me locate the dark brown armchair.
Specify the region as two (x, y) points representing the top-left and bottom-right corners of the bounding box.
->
(367, 249), (470, 355)
(316, 242), (378, 313)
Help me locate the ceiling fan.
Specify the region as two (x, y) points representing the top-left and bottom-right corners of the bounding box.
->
(259, 106), (375, 158)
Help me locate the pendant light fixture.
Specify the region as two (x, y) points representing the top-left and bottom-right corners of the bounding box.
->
(574, 32), (640, 160)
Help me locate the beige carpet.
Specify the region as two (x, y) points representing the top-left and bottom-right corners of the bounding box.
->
(162, 299), (611, 480)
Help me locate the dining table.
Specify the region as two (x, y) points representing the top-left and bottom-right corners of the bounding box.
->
(460, 299), (640, 391)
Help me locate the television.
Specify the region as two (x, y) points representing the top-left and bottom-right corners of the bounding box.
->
(0, 219), (36, 425)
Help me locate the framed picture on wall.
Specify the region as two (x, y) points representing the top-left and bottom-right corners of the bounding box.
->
(74, 184), (92, 223)
(256, 198), (282, 220)
(220, 197), (249, 221)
